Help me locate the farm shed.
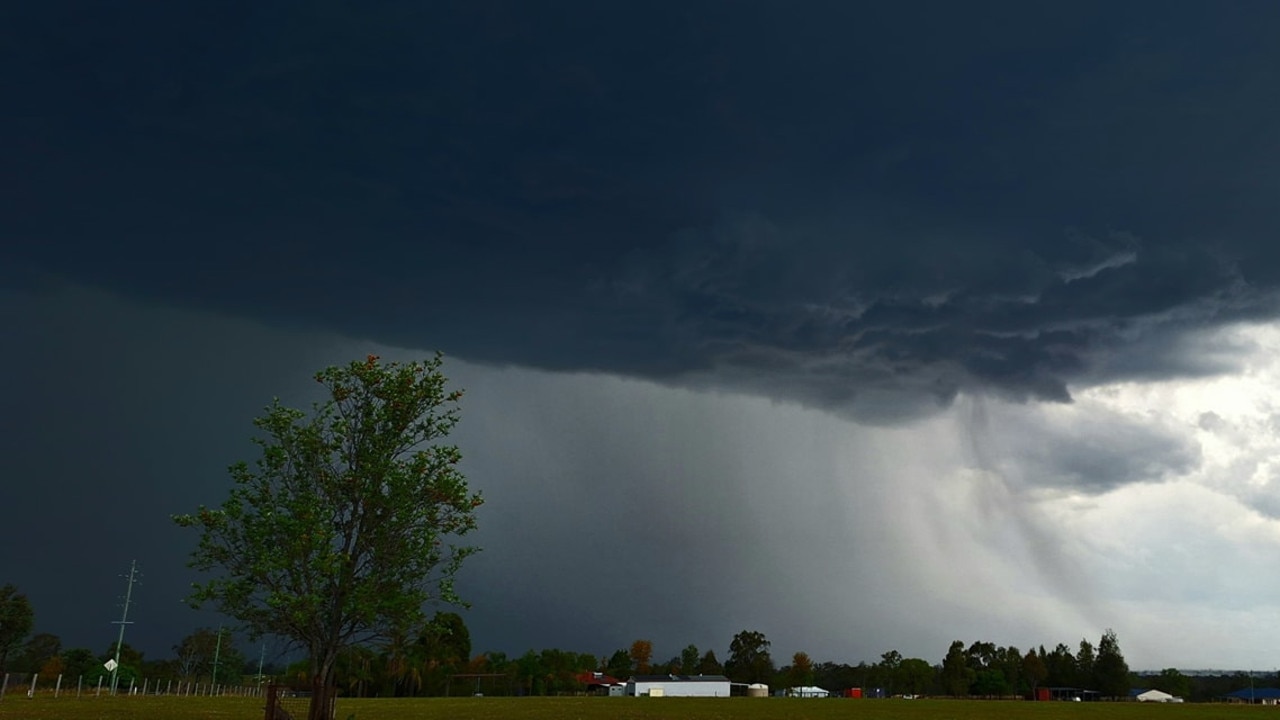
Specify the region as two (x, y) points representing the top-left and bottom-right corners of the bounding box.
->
(575, 671), (625, 696)
(626, 674), (731, 697)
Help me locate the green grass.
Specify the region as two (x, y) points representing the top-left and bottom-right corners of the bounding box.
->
(0, 695), (1269, 720)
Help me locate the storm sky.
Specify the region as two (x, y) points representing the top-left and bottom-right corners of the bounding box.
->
(4, 1), (1280, 671)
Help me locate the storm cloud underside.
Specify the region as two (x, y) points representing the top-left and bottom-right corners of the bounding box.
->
(7, 2), (1280, 417)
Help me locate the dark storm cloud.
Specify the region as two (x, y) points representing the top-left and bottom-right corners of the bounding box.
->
(6, 2), (1280, 418)
(0, 285), (345, 659)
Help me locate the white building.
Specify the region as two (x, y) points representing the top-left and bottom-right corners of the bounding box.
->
(626, 674), (731, 697)
(1136, 689), (1177, 702)
(788, 686), (830, 698)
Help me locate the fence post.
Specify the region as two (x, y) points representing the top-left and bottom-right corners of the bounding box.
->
(264, 683), (278, 720)
(96, 675), (104, 697)
(1, 672), (8, 701)
(55, 674), (63, 697)
(29, 674), (38, 698)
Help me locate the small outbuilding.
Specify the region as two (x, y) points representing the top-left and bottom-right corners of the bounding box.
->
(576, 671), (625, 696)
(788, 686), (831, 698)
(626, 674), (731, 697)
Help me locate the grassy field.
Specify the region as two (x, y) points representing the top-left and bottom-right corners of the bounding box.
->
(0, 695), (1270, 720)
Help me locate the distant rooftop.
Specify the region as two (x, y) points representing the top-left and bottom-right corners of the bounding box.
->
(629, 674), (730, 683)
(1224, 688), (1280, 701)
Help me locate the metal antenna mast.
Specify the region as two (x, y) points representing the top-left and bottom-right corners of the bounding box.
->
(109, 560), (139, 695)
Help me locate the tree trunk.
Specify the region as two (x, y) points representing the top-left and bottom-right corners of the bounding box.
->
(307, 663), (336, 720)
(306, 674), (329, 720)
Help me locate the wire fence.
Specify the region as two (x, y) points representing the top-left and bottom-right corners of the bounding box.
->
(0, 671), (270, 701)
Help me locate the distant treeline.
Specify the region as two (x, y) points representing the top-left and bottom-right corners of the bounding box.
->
(3, 590), (1274, 702)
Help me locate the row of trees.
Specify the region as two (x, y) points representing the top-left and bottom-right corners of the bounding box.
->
(937, 630), (1130, 697)
(4, 596), (1277, 704)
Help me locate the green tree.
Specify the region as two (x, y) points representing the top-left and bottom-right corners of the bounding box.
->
(604, 649), (632, 678)
(1075, 639), (1096, 689)
(680, 644), (700, 675)
(1043, 643), (1076, 687)
(84, 642), (145, 689)
(725, 630), (773, 684)
(0, 584), (33, 673)
(998, 645), (1022, 696)
(940, 640), (973, 696)
(1093, 629), (1129, 698)
(874, 650), (902, 693)
(16, 632), (60, 674)
(175, 354), (482, 720)
(973, 668), (1007, 696)
(514, 650), (544, 695)
(61, 648), (98, 681)
(420, 612), (471, 667)
(380, 628), (420, 697)
(898, 658), (935, 695)
(696, 649), (723, 676)
(1022, 648), (1048, 695)
(1151, 667), (1191, 699)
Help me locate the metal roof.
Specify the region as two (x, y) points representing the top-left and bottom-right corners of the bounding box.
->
(629, 674), (730, 683)
(1225, 687), (1280, 700)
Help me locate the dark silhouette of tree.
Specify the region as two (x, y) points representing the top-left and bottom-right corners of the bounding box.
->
(1151, 667), (1191, 699)
(696, 649), (723, 675)
(0, 585), (33, 673)
(1093, 629), (1129, 698)
(605, 649), (632, 678)
(725, 630), (773, 684)
(940, 640), (973, 696)
(1075, 639), (1096, 688)
(680, 644), (699, 675)
(1022, 647), (1048, 696)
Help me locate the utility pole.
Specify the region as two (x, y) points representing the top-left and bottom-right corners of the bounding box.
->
(257, 642), (267, 687)
(109, 560), (139, 695)
(211, 625), (223, 689)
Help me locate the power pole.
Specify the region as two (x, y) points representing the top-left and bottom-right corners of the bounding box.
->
(211, 625), (223, 689)
(257, 642), (267, 687)
(109, 560), (139, 695)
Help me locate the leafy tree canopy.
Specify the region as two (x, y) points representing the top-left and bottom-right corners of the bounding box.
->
(725, 630), (773, 684)
(175, 354), (481, 720)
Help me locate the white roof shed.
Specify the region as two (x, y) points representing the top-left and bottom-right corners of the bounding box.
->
(788, 686), (831, 698)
